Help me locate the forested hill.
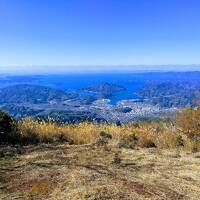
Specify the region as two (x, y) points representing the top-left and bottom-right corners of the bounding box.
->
(138, 81), (200, 108)
(84, 82), (126, 93)
(0, 84), (77, 104)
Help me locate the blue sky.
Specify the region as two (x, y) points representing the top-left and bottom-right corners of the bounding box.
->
(0, 0), (200, 72)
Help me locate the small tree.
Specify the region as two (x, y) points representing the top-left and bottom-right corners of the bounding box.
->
(0, 110), (19, 144)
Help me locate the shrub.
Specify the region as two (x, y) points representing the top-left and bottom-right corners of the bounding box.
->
(155, 131), (181, 149)
(176, 107), (200, 139)
(132, 129), (157, 148)
(0, 110), (19, 144)
(175, 135), (184, 147)
(117, 133), (138, 149)
(96, 131), (112, 146)
(139, 139), (156, 148)
(176, 106), (200, 151)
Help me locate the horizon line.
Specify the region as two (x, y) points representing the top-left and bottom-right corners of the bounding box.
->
(1, 64), (200, 67)
(1, 64), (200, 75)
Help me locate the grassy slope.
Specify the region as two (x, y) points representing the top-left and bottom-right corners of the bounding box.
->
(1, 144), (200, 200)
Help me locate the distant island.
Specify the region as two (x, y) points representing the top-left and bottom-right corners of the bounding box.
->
(83, 82), (126, 98)
(84, 82), (126, 93)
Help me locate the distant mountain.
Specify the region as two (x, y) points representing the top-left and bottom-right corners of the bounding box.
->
(138, 81), (200, 108)
(0, 84), (77, 104)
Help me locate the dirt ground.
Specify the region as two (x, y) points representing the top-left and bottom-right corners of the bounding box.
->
(0, 144), (200, 200)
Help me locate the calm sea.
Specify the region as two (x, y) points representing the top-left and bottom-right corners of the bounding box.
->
(1, 72), (199, 104)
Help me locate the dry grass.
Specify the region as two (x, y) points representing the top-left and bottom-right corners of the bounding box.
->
(1, 143), (200, 199)
(1, 110), (200, 199)
(176, 107), (200, 137)
(18, 118), (200, 151)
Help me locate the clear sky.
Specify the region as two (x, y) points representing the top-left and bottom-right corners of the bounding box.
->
(0, 0), (200, 72)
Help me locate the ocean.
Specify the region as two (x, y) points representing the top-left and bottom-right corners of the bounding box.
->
(1, 71), (199, 104)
